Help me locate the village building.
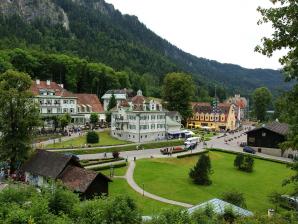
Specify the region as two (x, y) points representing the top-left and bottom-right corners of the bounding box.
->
(225, 94), (249, 121)
(31, 80), (105, 124)
(187, 102), (237, 131)
(101, 89), (134, 111)
(22, 150), (111, 199)
(110, 90), (181, 142)
(246, 121), (296, 158)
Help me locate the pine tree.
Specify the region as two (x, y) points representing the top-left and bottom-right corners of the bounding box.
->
(189, 154), (212, 185)
(107, 93), (117, 111)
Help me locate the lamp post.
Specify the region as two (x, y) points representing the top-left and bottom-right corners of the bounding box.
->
(142, 183), (145, 196)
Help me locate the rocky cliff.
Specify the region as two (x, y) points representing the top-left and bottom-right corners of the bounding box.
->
(0, 0), (69, 29)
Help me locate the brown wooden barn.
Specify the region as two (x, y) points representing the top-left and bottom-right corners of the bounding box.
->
(246, 121), (289, 149)
(22, 150), (111, 199)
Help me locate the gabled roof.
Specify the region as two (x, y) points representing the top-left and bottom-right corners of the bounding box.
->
(247, 121), (289, 136)
(74, 94), (104, 113)
(188, 198), (253, 217)
(192, 102), (231, 115)
(22, 150), (81, 179)
(59, 166), (111, 193)
(30, 81), (74, 97)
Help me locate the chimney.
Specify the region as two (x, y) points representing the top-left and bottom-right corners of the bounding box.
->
(46, 80), (51, 86)
(36, 79), (40, 85)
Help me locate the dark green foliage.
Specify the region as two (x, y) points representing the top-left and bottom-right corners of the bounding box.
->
(86, 131), (99, 144)
(0, 184), (141, 224)
(0, 0), (290, 97)
(221, 206), (238, 223)
(76, 195), (141, 224)
(107, 93), (117, 111)
(47, 185), (80, 215)
(112, 151), (120, 159)
(189, 154), (212, 185)
(58, 113), (71, 130)
(234, 154), (254, 172)
(0, 70), (40, 171)
(221, 191), (247, 208)
(252, 87), (272, 121)
(89, 113), (99, 128)
(150, 209), (192, 224)
(162, 72), (195, 122)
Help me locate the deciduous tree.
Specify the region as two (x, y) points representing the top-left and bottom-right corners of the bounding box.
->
(0, 70), (40, 171)
(162, 73), (195, 124)
(252, 87), (272, 121)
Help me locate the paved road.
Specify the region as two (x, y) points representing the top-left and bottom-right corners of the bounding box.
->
(78, 126), (292, 163)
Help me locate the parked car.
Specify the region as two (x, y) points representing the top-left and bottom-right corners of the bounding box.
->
(243, 146), (256, 154)
(184, 137), (199, 146)
(160, 146), (186, 155)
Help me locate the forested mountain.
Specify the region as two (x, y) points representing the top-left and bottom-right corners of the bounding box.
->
(0, 0), (291, 98)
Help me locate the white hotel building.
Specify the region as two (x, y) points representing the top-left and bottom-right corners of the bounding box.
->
(111, 90), (181, 142)
(31, 80), (105, 124)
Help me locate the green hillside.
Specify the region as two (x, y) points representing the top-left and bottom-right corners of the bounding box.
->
(0, 0), (291, 97)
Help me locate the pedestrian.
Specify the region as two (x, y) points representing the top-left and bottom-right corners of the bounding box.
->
(104, 152), (107, 158)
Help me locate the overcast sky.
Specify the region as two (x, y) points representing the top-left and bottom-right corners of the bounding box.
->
(105, 0), (284, 70)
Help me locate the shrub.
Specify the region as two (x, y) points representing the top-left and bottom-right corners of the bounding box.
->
(189, 154), (212, 185)
(234, 154), (254, 172)
(86, 131), (99, 144)
(222, 191), (247, 208)
(112, 151), (120, 159)
(221, 206), (238, 223)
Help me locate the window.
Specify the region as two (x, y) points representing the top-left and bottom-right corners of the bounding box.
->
(47, 109), (52, 114)
(46, 99), (52, 105)
(151, 124), (155, 129)
(262, 132), (266, 137)
(63, 108), (68, 113)
(63, 100), (68, 104)
(70, 100), (74, 104)
(248, 137), (255, 143)
(70, 108), (74, 113)
(151, 115), (156, 120)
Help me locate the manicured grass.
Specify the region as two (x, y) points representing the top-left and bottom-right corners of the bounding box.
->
(134, 151), (294, 213)
(61, 139), (184, 155)
(109, 179), (180, 215)
(100, 165), (128, 177)
(46, 131), (130, 148)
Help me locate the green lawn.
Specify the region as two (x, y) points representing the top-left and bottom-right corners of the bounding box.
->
(109, 178), (180, 215)
(100, 164), (128, 177)
(134, 151), (294, 213)
(46, 131), (130, 148)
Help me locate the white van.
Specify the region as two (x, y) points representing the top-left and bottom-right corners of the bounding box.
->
(184, 137), (200, 146)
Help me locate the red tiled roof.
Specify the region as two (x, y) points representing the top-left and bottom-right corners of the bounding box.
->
(131, 95), (145, 105)
(74, 94), (104, 113)
(30, 81), (73, 97)
(236, 99), (246, 109)
(59, 165), (111, 193)
(119, 99), (130, 107)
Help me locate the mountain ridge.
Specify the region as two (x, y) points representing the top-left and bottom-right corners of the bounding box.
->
(0, 0), (291, 96)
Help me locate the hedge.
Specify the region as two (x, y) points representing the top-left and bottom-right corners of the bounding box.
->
(177, 151), (208, 158)
(80, 158), (124, 167)
(208, 148), (291, 165)
(61, 139), (184, 155)
(89, 162), (127, 171)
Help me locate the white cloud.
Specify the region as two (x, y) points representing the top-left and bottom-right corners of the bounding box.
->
(105, 0), (286, 69)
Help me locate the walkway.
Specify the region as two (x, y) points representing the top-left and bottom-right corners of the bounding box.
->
(125, 161), (193, 208)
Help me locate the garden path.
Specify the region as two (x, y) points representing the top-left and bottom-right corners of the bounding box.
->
(125, 160), (193, 208)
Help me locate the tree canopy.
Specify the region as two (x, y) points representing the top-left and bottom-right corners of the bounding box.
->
(0, 70), (40, 171)
(252, 87), (272, 122)
(162, 73), (195, 123)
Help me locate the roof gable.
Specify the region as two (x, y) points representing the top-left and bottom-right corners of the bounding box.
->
(22, 150), (81, 179)
(247, 121), (289, 136)
(74, 94), (104, 113)
(59, 166), (111, 193)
